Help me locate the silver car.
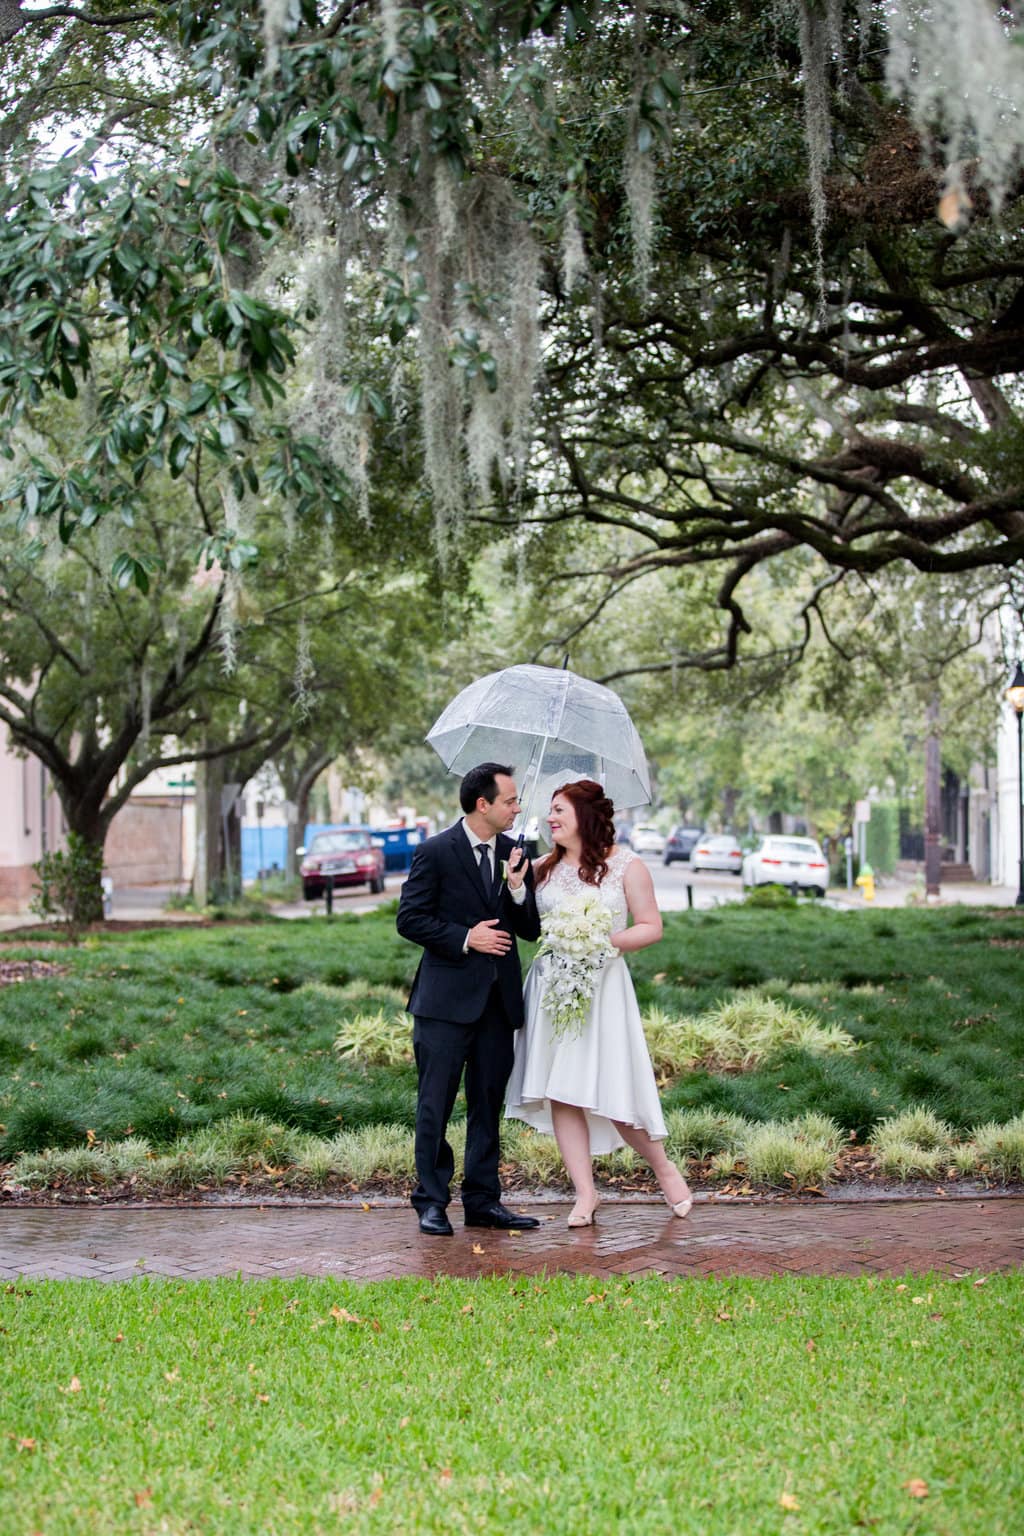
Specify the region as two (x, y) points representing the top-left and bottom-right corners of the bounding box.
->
(630, 823), (666, 855)
(690, 833), (743, 874)
(742, 836), (830, 897)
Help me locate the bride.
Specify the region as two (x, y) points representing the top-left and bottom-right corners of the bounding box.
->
(505, 778), (694, 1228)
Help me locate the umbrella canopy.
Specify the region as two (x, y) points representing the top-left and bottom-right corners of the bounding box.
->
(426, 663), (652, 821)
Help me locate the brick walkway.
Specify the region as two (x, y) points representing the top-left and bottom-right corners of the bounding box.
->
(2, 1197), (1022, 1281)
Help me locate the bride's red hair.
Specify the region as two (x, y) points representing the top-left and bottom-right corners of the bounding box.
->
(536, 779), (617, 887)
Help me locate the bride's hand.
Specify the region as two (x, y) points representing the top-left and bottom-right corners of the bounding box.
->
(506, 847), (530, 890)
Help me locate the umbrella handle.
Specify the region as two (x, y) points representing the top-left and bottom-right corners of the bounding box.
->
(514, 732), (549, 846)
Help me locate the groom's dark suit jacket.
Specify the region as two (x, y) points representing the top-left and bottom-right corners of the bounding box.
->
(397, 822), (541, 1028)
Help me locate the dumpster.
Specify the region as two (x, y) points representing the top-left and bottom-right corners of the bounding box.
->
(374, 826), (426, 873)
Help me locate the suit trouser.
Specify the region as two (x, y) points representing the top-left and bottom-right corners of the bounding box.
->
(411, 984), (515, 1214)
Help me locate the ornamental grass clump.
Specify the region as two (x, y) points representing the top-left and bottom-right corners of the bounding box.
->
(642, 990), (857, 1075)
(326, 1123), (414, 1183)
(664, 1107), (747, 1161)
(333, 1009), (412, 1067)
(739, 1120), (839, 1188)
(871, 1107), (955, 1178)
(215, 1113), (303, 1168)
(972, 1115), (1024, 1182)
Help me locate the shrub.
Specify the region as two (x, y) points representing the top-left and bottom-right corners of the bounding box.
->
(30, 832), (106, 935)
(743, 884), (798, 910)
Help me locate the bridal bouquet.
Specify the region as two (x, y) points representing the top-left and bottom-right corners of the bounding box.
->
(537, 894), (618, 1040)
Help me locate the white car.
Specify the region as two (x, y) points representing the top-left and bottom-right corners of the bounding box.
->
(629, 824), (666, 855)
(742, 836), (830, 896)
(690, 833), (743, 873)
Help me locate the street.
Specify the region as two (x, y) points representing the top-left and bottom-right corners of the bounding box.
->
(266, 852), (744, 919)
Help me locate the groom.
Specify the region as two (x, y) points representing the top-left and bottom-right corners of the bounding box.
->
(397, 763), (542, 1236)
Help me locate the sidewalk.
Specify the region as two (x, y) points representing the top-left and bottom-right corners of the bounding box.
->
(829, 878), (1020, 910)
(2, 1197), (1021, 1282)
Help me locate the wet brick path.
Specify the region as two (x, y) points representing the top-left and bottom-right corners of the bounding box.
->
(2, 1197), (1022, 1281)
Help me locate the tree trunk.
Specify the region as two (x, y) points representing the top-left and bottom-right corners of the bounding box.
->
(924, 694), (942, 898)
(193, 751), (224, 907)
(286, 752), (333, 879)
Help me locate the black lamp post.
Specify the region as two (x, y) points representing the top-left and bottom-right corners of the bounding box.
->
(1007, 662), (1024, 907)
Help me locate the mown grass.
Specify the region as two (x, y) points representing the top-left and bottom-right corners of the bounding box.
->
(2, 1273), (1021, 1535)
(1, 905), (1023, 1161)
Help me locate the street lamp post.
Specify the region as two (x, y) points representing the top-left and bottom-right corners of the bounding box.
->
(1007, 662), (1024, 907)
(256, 799), (266, 893)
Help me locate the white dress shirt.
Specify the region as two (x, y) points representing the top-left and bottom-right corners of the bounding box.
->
(461, 821), (526, 951)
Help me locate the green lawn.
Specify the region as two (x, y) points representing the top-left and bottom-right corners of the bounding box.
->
(1, 905), (1022, 1162)
(2, 1273), (1021, 1534)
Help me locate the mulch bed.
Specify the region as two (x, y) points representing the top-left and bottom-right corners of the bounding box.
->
(0, 959), (69, 985)
(3, 1155), (1019, 1208)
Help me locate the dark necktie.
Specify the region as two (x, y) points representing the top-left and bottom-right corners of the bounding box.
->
(476, 842), (492, 894)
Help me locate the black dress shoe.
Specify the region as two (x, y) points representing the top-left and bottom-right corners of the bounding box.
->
(418, 1204), (454, 1236)
(464, 1202), (540, 1230)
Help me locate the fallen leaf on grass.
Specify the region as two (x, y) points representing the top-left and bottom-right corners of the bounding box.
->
(438, 1468), (453, 1486)
(133, 1490), (153, 1508)
(16, 1438), (36, 1452)
(903, 1479), (929, 1499)
(58, 1377), (83, 1395)
(805, 1338), (816, 1354)
(460, 1303), (474, 1315)
(779, 1492), (800, 1511)
(330, 1306), (363, 1325)
(255, 1393), (270, 1404)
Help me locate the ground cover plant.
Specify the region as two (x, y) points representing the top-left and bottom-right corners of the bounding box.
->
(1, 906), (1023, 1191)
(1, 1273), (1021, 1534)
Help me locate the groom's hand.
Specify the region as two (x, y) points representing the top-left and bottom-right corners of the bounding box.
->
(506, 847), (529, 890)
(467, 919), (512, 956)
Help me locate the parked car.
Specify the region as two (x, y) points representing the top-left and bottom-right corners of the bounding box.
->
(742, 835), (829, 896)
(299, 826), (386, 899)
(663, 826), (704, 865)
(690, 833), (744, 874)
(630, 824), (666, 855)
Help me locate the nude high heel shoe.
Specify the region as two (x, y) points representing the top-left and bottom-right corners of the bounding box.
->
(567, 1197), (600, 1228)
(662, 1164), (693, 1219)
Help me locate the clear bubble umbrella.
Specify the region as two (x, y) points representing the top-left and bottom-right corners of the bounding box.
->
(426, 663), (651, 837)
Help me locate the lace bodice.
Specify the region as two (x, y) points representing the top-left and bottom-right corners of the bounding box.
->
(535, 845), (635, 931)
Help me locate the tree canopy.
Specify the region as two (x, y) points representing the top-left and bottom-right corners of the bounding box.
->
(2, 2), (1021, 672)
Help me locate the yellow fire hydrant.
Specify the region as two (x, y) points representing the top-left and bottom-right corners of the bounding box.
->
(855, 862), (875, 902)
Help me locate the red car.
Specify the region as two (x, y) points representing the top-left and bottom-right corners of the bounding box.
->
(300, 827), (386, 899)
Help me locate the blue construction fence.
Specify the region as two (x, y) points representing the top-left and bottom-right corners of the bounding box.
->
(241, 824), (427, 882)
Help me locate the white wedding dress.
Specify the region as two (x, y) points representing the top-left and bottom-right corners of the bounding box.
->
(504, 846), (668, 1155)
